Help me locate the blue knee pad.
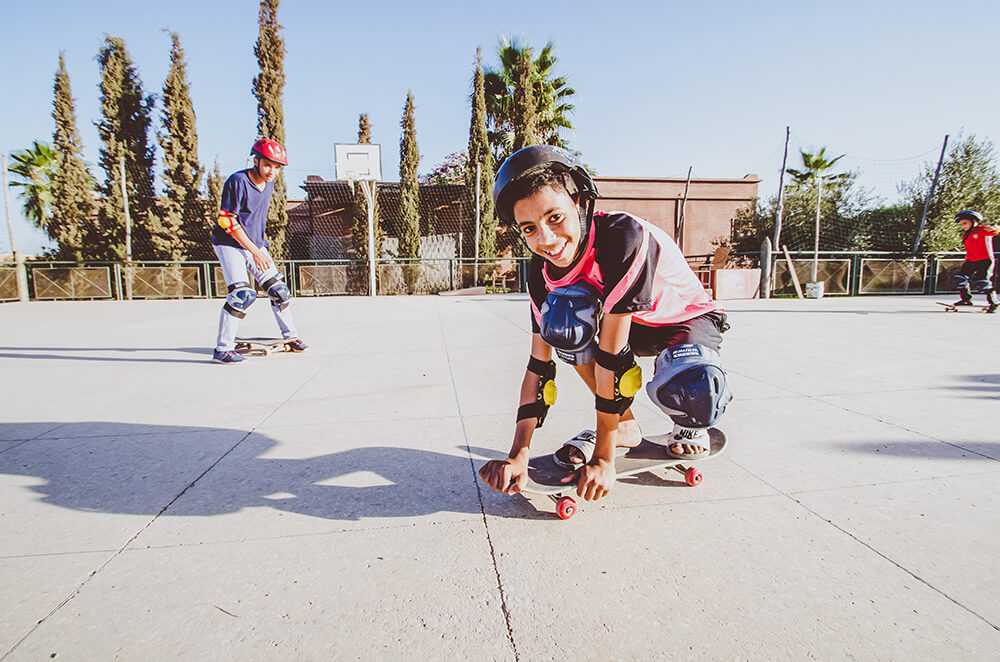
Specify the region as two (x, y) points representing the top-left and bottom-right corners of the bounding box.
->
(645, 344), (733, 428)
(263, 275), (291, 311)
(972, 279), (993, 293)
(224, 281), (256, 319)
(953, 274), (970, 289)
(539, 282), (601, 366)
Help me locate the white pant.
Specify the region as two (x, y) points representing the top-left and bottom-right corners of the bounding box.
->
(214, 244), (298, 351)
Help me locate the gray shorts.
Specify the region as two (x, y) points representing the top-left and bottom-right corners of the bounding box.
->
(627, 311), (729, 357)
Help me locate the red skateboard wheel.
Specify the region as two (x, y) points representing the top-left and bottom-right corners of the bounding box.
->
(685, 467), (703, 486)
(556, 497), (576, 520)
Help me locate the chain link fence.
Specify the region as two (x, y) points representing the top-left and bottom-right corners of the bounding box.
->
(0, 257), (529, 301)
(3, 251), (990, 302)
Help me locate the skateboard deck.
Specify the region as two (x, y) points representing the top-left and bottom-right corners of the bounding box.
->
(234, 337), (296, 357)
(936, 302), (991, 313)
(520, 428), (727, 519)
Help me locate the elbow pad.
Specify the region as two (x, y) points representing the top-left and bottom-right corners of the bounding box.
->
(516, 357), (557, 428)
(218, 210), (242, 234)
(594, 344), (642, 415)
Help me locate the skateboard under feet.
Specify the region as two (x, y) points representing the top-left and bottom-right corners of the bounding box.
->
(234, 337), (297, 357)
(936, 302), (992, 313)
(518, 428), (727, 520)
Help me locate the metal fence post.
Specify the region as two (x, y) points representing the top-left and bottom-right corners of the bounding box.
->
(112, 262), (122, 300)
(850, 255), (861, 296)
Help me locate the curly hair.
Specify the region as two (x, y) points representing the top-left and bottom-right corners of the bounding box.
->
(496, 163), (579, 225)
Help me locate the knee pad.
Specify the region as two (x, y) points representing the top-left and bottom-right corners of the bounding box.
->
(953, 274), (970, 289)
(539, 282), (601, 366)
(594, 345), (642, 415)
(646, 344), (732, 428)
(972, 279), (992, 293)
(263, 275), (292, 310)
(223, 282), (256, 319)
(516, 357), (557, 428)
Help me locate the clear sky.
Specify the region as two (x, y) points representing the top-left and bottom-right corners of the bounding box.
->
(3, 0), (998, 254)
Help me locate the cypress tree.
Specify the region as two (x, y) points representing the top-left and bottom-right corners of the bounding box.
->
(351, 113), (381, 261)
(466, 48), (497, 262)
(206, 159), (224, 217)
(253, 0), (289, 259)
(95, 35), (157, 262)
(509, 48), (537, 257)
(512, 47), (538, 152)
(49, 53), (94, 261)
(159, 31), (204, 261)
(194, 159), (224, 260)
(398, 91), (421, 267)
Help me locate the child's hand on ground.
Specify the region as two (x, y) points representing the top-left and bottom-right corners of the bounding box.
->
(479, 457), (529, 494)
(563, 457), (615, 501)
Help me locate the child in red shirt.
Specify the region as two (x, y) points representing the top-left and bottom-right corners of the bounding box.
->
(952, 210), (999, 313)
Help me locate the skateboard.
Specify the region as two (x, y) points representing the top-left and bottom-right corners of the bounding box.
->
(234, 337), (297, 357)
(519, 428), (727, 519)
(936, 302), (992, 313)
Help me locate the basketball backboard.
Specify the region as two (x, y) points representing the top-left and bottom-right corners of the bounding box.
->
(335, 143), (382, 182)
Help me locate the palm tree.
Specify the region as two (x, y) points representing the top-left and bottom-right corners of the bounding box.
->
(7, 141), (57, 227)
(786, 147), (850, 282)
(484, 36), (576, 164)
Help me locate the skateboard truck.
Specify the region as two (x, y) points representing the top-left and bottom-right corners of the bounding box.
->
(234, 337), (297, 357)
(548, 462), (703, 520)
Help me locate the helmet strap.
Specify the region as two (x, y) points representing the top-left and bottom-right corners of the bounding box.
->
(570, 196), (595, 263)
(249, 157), (264, 182)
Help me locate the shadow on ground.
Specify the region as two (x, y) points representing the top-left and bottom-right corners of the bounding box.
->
(0, 422), (581, 521)
(0, 346), (209, 364)
(945, 374), (1000, 399)
(829, 440), (1000, 461)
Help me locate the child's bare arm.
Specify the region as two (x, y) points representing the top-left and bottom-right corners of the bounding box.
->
(573, 313), (633, 500)
(478, 335), (553, 493)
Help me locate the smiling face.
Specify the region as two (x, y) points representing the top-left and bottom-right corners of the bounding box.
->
(958, 218), (974, 232)
(513, 184), (582, 268)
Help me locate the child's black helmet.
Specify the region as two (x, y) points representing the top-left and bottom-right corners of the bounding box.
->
(493, 145), (598, 225)
(954, 210), (983, 223)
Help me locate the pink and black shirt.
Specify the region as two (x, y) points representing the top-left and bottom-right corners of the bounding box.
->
(528, 211), (721, 333)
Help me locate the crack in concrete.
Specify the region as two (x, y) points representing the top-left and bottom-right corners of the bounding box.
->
(726, 456), (1000, 634)
(438, 300), (520, 661)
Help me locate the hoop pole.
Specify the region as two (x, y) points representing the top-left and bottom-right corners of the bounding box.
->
(362, 180), (376, 296)
(474, 162), (481, 285)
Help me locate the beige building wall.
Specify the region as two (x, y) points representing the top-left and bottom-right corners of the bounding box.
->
(593, 175), (760, 256)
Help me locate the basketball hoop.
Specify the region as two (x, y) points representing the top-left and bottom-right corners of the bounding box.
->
(335, 144), (382, 296)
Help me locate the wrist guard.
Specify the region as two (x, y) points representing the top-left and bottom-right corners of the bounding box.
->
(594, 344), (642, 415)
(517, 356), (557, 428)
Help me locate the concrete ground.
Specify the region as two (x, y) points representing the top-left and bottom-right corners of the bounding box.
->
(0, 293), (997, 661)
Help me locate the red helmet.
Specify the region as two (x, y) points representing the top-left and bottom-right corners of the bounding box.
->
(250, 138), (288, 165)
